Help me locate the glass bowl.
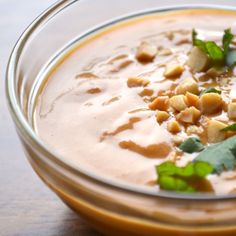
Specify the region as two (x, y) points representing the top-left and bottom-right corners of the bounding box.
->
(6, 0), (236, 235)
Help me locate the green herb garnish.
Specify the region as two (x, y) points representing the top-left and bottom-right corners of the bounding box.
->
(221, 123), (236, 132)
(192, 28), (235, 67)
(179, 137), (204, 153)
(223, 28), (236, 66)
(200, 87), (222, 95)
(223, 28), (234, 55)
(158, 175), (195, 192)
(194, 135), (236, 173)
(156, 161), (213, 192)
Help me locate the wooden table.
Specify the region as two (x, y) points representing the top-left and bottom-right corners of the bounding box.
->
(0, 1), (100, 235)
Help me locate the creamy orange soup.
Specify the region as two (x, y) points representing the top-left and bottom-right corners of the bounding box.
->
(34, 9), (236, 195)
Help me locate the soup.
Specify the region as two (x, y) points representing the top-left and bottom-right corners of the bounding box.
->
(34, 8), (236, 195)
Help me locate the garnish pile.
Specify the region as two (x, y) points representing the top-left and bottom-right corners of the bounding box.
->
(130, 28), (236, 193)
(155, 28), (236, 193)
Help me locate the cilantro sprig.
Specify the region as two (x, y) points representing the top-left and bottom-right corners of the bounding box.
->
(179, 137), (204, 153)
(192, 28), (236, 67)
(156, 161), (213, 193)
(195, 135), (236, 173)
(157, 134), (236, 192)
(223, 28), (234, 55)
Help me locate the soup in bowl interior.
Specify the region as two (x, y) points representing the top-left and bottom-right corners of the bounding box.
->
(34, 8), (236, 195)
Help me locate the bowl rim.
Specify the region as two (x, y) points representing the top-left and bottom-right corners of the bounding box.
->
(6, 0), (236, 200)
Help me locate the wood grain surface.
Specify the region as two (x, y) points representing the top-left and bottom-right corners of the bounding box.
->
(0, 1), (100, 235)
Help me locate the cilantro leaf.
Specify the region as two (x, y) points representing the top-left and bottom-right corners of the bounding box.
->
(175, 163), (194, 177)
(156, 161), (177, 176)
(156, 161), (212, 179)
(200, 87), (222, 95)
(179, 137), (204, 153)
(156, 161), (213, 192)
(221, 123), (236, 132)
(158, 176), (195, 192)
(223, 28), (234, 55)
(205, 41), (224, 62)
(194, 161), (214, 177)
(194, 136), (236, 173)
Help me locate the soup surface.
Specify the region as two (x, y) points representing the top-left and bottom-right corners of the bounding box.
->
(34, 9), (236, 195)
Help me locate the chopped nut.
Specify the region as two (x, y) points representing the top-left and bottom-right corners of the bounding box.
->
(186, 125), (204, 135)
(175, 38), (191, 46)
(127, 77), (149, 88)
(139, 89), (154, 97)
(167, 120), (181, 133)
(228, 103), (236, 119)
(165, 31), (174, 40)
(169, 95), (187, 111)
(175, 78), (199, 95)
(199, 93), (223, 114)
(176, 106), (201, 124)
(136, 42), (157, 63)
(164, 63), (184, 78)
(158, 48), (172, 56)
(172, 136), (185, 145)
(206, 67), (227, 77)
(149, 96), (169, 111)
(207, 120), (227, 143)
(223, 101), (228, 112)
(185, 92), (200, 108)
(226, 130), (236, 139)
(187, 46), (210, 73)
(156, 111), (170, 123)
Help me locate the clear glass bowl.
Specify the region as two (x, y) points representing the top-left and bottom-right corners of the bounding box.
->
(6, 0), (236, 235)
